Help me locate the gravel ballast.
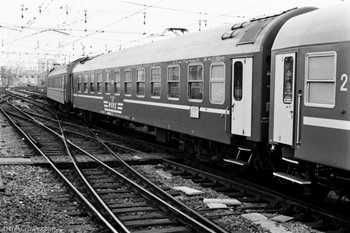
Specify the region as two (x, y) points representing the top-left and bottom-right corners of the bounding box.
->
(0, 165), (96, 233)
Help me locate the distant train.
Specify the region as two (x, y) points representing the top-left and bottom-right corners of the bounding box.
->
(47, 4), (350, 202)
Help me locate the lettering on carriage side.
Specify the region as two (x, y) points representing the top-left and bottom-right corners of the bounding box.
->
(340, 74), (348, 91)
(203, 56), (225, 62)
(172, 56), (224, 65)
(126, 63), (161, 69)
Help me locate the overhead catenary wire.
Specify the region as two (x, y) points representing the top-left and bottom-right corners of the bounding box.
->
(1, 0), (247, 54)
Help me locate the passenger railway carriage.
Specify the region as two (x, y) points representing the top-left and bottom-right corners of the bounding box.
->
(47, 65), (68, 105)
(270, 4), (350, 187)
(47, 3), (350, 198)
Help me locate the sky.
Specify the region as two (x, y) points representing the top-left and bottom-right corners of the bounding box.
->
(0, 0), (346, 69)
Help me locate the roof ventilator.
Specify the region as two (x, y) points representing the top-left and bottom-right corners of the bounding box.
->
(221, 21), (248, 40)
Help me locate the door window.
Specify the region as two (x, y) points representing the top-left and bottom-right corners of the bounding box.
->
(283, 57), (294, 104)
(233, 61), (243, 101)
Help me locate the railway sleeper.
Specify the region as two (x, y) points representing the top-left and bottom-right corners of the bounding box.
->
(103, 193), (138, 200)
(112, 206), (157, 214)
(92, 183), (121, 189)
(108, 202), (149, 209)
(133, 227), (194, 233)
(123, 218), (179, 228)
(86, 175), (113, 180)
(96, 189), (128, 194)
(118, 213), (167, 221)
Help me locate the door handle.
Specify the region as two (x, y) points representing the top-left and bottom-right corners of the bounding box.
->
(296, 92), (302, 146)
(224, 106), (230, 133)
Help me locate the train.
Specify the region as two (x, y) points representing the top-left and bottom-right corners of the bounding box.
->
(47, 4), (350, 202)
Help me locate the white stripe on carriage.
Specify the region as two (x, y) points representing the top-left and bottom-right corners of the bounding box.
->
(124, 99), (228, 115)
(73, 94), (103, 99)
(104, 108), (122, 114)
(304, 117), (350, 131)
(117, 103), (124, 106)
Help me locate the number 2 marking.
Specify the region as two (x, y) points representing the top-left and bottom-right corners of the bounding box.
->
(340, 74), (348, 91)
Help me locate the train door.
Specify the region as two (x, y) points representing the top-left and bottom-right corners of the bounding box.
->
(272, 53), (296, 145)
(231, 58), (252, 137)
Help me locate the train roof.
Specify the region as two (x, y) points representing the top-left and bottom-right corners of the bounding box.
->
(73, 7), (314, 73)
(272, 3), (350, 50)
(48, 65), (68, 77)
(47, 57), (87, 77)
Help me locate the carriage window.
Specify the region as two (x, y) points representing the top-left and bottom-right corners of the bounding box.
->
(305, 52), (336, 107)
(151, 67), (161, 98)
(188, 64), (203, 101)
(137, 69), (145, 97)
(125, 70), (132, 95)
(90, 73), (95, 93)
(78, 75), (82, 92)
(105, 72), (111, 94)
(114, 71), (121, 95)
(283, 57), (294, 104)
(84, 74), (89, 93)
(210, 64), (225, 104)
(233, 62), (243, 101)
(167, 66), (180, 99)
(97, 73), (102, 93)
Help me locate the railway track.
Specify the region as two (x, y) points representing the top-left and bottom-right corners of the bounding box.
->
(0, 94), (229, 232)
